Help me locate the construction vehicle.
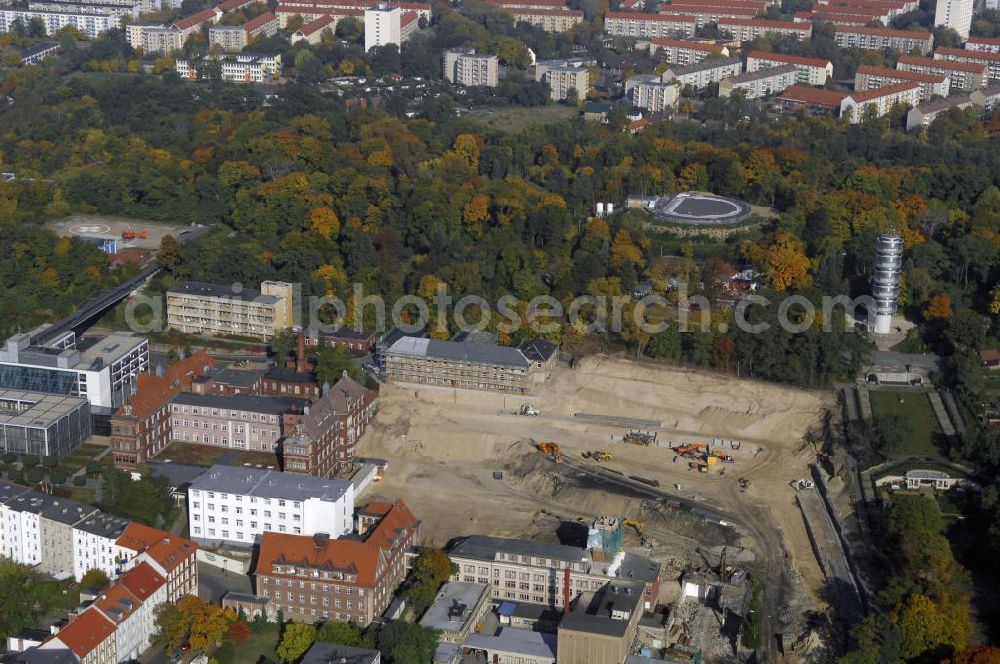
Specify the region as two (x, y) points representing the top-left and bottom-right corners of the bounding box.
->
(675, 443), (708, 457)
(738, 477), (751, 492)
(623, 429), (657, 446)
(536, 442), (562, 463)
(518, 404), (539, 416)
(122, 226), (148, 240)
(688, 462), (708, 473)
(623, 518), (645, 536)
(593, 449), (612, 462)
(711, 451), (735, 463)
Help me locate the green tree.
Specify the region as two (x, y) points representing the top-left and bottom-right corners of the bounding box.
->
(80, 569), (110, 588)
(316, 620), (363, 646)
(276, 623), (317, 662)
(314, 345), (359, 385)
(158, 235), (184, 273)
(377, 621), (440, 664)
(271, 328), (295, 361)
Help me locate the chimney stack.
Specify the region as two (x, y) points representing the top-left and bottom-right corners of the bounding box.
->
(296, 330), (306, 373)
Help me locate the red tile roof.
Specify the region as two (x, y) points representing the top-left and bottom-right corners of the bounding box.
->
(510, 6), (583, 14)
(256, 532), (385, 587)
(218, 0), (252, 11)
(485, 0), (568, 6)
(780, 84), (848, 106)
(651, 37), (726, 51)
(748, 50), (831, 67)
(670, 0), (766, 7)
(608, 10), (697, 21)
(296, 13), (335, 33)
(718, 16), (807, 28)
(93, 584), (141, 624)
(47, 610), (116, 658)
(848, 80), (918, 101)
(361, 501), (394, 515)
(244, 11), (277, 30)
(899, 54), (988, 73)
(967, 36), (1000, 47)
(400, 10), (418, 26)
(119, 562), (167, 601)
(173, 7), (219, 29)
(117, 523), (197, 572)
(364, 499), (418, 552)
(825, 0), (908, 7)
(856, 64), (946, 82)
(936, 46), (1000, 62)
(658, 5), (757, 14)
(834, 25), (930, 38)
(117, 351), (215, 420)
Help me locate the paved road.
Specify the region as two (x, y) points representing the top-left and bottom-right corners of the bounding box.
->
(199, 559), (252, 604)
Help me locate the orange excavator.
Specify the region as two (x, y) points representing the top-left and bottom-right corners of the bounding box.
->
(675, 443), (708, 457)
(537, 442), (562, 463)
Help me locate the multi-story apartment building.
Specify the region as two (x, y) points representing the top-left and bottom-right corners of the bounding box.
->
(625, 74), (679, 113)
(818, 0), (917, 16)
(20, 42), (61, 64)
(0, 390), (91, 458)
(0, 484), (96, 572)
(385, 337), (534, 393)
(116, 522), (198, 602)
(290, 14), (336, 43)
(0, 6), (120, 38)
(855, 64), (950, 101)
(905, 94), (973, 130)
(449, 535), (662, 611)
(507, 7), (583, 31)
(966, 35), (1000, 53)
(187, 465), (355, 547)
(0, 328), (149, 419)
(833, 25), (933, 54)
(795, 8), (888, 24)
(364, 5), (419, 51)
(282, 376), (378, 476)
(118, 563), (169, 657)
(39, 607), (117, 664)
(669, 0), (767, 11)
(126, 24), (184, 54)
(719, 64), (798, 98)
(166, 281), (294, 340)
(110, 352), (216, 469)
(657, 5), (758, 28)
(73, 511), (131, 582)
(169, 392), (300, 451)
(717, 17), (812, 41)
(934, 0), (972, 39)
(443, 48), (500, 87)
(175, 52), (282, 82)
(483, 0), (569, 9)
(604, 11), (696, 38)
(746, 50), (832, 84)
(648, 38), (729, 65)
(970, 82), (1000, 113)
(840, 81), (920, 123)
(662, 56), (743, 90)
(276, 0), (429, 28)
(897, 54), (988, 90)
(535, 58), (592, 100)
(934, 46), (1000, 81)
(253, 500), (417, 626)
(208, 9), (277, 49)
(170, 6), (221, 39)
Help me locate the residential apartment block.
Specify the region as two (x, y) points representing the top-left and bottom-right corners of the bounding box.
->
(648, 38), (729, 65)
(833, 25), (933, 54)
(717, 17), (812, 41)
(252, 499), (418, 625)
(905, 94), (973, 130)
(897, 54), (988, 90)
(290, 14), (335, 44)
(662, 56), (743, 90)
(385, 337), (534, 393)
(934, 47), (1000, 81)
(448, 535), (662, 611)
(0, 5), (121, 38)
(535, 58), (592, 100)
(970, 82), (1000, 113)
(625, 74), (679, 113)
(364, 5), (419, 51)
(73, 511), (131, 581)
(166, 280), (294, 340)
(657, 5), (758, 28)
(125, 24), (184, 54)
(0, 390), (91, 458)
(795, 8), (888, 24)
(840, 81), (920, 122)
(275, 0), (430, 29)
(855, 64), (950, 101)
(116, 522), (199, 602)
(933, 0), (972, 39)
(187, 464), (355, 547)
(443, 48), (500, 87)
(965, 36), (1000, 53)
(1, 485), (95, 571)
(171, 6), (221, 39)
(604, 12), (697, 39)
(175, 52), (282, 82)
(111, 352), (216, 468)
(506, 7), (583, 31)
(746, 50), (832, 84)
(719, 64), (798, 98)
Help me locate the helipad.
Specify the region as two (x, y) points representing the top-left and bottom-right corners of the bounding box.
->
(650, 192), (751, 225)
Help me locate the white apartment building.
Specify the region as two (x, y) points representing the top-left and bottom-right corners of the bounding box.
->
(507, 7), (583, 31)
(720, 64), (798, 98)
(965, 36), (1000, 53)
(855, 64), (950, 101)
(662, 55), (743, 90)
(648, 38), (729, 65)
(717, 17), (812, 41)
(746, 50), (832, 84)
(166, 280), (293, 338)
(176, 53), (282, 83)
(657, 6), (757, 28)
(364, 4), (419, 51)
(535, 58), (592, 100)
(970, 82), (1000, 112)
(833, 26), (933, 54)
(840, 81), (920, 123)
(73, 511), (131, 581)
(625, 74), (679, 113)
(208, 25), (249, 51)
(604, 11), (697, 39)
(934, 0), (972, 39)
(934, 47), (1000, 80)
(187, 465), (355, 547)
(0, 6), (119, 38)
(126, 24), (183, 54)
(905, 94), (972, 130)
(0, 328), (149, 415)
(443, 48), (500, 87)
(1, 491), (43, 566)
(897, 54), (988, 90)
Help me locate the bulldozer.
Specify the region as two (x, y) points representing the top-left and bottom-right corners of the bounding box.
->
(623, 518), (645, 536)
(593, 449), (612, 462)
(537, 442), (562, 463)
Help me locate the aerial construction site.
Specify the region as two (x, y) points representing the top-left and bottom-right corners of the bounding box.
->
(359, 354), (845, 662)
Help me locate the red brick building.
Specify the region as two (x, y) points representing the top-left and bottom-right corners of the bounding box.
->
(116, 523), (198, 602)
(110, 352), (216, 468)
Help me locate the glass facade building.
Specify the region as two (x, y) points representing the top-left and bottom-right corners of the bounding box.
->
(0, 391), (92, 457)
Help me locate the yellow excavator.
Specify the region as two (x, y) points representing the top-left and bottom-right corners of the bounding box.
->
(537, 442), (562, 463)
(623, 518), (645, 536)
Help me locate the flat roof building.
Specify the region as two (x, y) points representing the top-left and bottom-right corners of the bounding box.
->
(0, 390), (91, 458)
(662, 56), (743, 90)
(719, 64), (798, 98)
(419, 581), (492, 644)
(166, 280), (294, 340)
(556, 580), (645, 664)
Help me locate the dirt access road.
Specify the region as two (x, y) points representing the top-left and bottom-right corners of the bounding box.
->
(358, 355), (836, 661)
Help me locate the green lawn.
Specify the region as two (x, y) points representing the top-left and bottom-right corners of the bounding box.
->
(158, 442), (232, 466)
(212, 624), (280, 664)
(869, 390), (945, 459)
(463, 105), (577, 133)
